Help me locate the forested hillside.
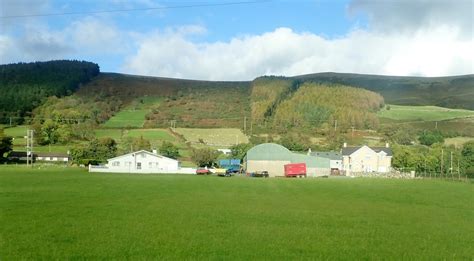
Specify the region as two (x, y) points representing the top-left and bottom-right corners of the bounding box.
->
(293, 73), (474, 110)
(272, 83), (384, 131)
(0, 60), (100, 123)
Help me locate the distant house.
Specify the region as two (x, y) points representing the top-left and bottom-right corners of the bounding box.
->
(7, 151), (69, 163)
(243, 143), (330, 177)
(36, 152), (69, 162)
(89, 150), (194, 174)
(341, 143), (392, 174)
(217, 149), (232, 155)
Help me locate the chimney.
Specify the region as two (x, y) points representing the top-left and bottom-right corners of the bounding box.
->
(307, 148), (312, 155)
(343, 142), (347, 148)
(385, 143), (389, 148)
(152, 149), (158, 154)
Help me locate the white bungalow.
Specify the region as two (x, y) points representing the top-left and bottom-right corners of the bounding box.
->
(89, 150), (194, 174)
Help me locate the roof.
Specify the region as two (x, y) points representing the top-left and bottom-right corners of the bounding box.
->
(245, 143), (293, 161)
(107, 150), (178, 162)
(310, 151), (342, 160)
(245, 143), (330, 168)
(8, 151), (69, 158)
(36, 152), (69, 157)
(291, 153), (330, 168)
(342, 146), (393, 156)
(8, 151), (28, 157)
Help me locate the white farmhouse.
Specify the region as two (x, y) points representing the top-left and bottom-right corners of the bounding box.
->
(341, 143), (392, 175)
(89, 150), (194, 174)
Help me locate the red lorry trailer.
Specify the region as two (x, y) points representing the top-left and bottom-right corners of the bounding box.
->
(284, 163), (307, 178)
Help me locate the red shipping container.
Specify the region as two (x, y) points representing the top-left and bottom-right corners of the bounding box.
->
(284, 163), (307, 177)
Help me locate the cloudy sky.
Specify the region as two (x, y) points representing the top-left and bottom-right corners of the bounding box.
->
(0, 0), (472, 80)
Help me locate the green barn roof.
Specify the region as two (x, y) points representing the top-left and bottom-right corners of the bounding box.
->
(245, 143), (293, 161)
(245, 143), (330, 168)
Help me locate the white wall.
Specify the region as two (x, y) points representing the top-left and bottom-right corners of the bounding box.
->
(90, 151), (185, 174)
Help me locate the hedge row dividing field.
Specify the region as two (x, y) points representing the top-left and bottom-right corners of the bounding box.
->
(1, 166), (473, 259)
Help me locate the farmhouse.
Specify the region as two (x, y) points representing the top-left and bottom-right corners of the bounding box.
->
(89, 150), (194, 174)
(341, 143), (392, 174)
(243, 143), (330, 177)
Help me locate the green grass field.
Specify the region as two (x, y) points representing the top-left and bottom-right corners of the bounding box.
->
(1, 166), (473, 259)
(94, 129), (123, 140)
(175, 128), (249, 146)
(3, 125), (28, 137)
(102, 97), (161, 128)
(126, 129), (175, 141)
(378, 105), (474, 122)
(102, 110), (148, 128)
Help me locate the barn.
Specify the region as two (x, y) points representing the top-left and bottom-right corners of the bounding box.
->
(243, 143), (330, 177)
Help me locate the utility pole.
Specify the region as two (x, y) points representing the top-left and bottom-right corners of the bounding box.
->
(440, 149), (444, 178)
(334, 120), (337, 132)
(450, 151), (453, 180)
(26, 129), (34, 167)
(457, 157), (460, 181)
(435, 121), (438, 129)
(244, 116), (247, 132)
(351, 126), (354, 137)
(250, 120), (253, 135)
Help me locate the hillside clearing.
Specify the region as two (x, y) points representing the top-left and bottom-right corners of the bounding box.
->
(378, 104), (474, 122)
(102, 97), (161, 128)
(444, 137), (474, 148)
(174, 128), (249, 146)
(1, 166), (473, 259)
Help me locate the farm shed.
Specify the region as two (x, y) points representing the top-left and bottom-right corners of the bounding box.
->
(309, 151), (342, 170)
(292, 153), (330, 177)
(244, 143), (330, 177)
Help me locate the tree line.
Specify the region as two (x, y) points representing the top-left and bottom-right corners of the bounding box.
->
(0, 60), (100, 123)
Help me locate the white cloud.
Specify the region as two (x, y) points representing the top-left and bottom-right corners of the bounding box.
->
(123, 26), (473, 80)
(348, 0), (473, 37)
(0, 16), (128, 64)
(68, 17), (126, 53)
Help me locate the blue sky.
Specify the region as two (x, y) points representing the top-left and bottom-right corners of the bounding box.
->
(0, 0), (472, 80)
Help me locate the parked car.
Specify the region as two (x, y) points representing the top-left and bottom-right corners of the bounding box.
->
(249, 171), (269, 178)
(196, 168), (211, 175)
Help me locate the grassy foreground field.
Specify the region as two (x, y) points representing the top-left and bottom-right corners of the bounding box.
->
(1, 167), (473, 259)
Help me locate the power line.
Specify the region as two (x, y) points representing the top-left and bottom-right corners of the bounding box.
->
(0, 0), (271, 19)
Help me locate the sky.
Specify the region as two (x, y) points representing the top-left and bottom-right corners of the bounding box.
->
(0, 0), (473, 80)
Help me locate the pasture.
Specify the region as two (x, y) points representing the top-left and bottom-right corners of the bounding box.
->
(175, 128), (249, 146)
(102, 110), (148, 128)
(1, 166), (473, 259)
(3, 125), (28, 137)
(378, 104), (474, 122)
(102, 97), (161, 128)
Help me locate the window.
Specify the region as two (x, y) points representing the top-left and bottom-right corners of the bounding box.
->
(149, 162), (153, 168)
(112, 161), (120, 167)
(137, 162), (142, 169)
(155, 162), (159, 167)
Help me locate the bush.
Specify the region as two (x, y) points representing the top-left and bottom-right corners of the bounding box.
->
(191, 148), (218, 167)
